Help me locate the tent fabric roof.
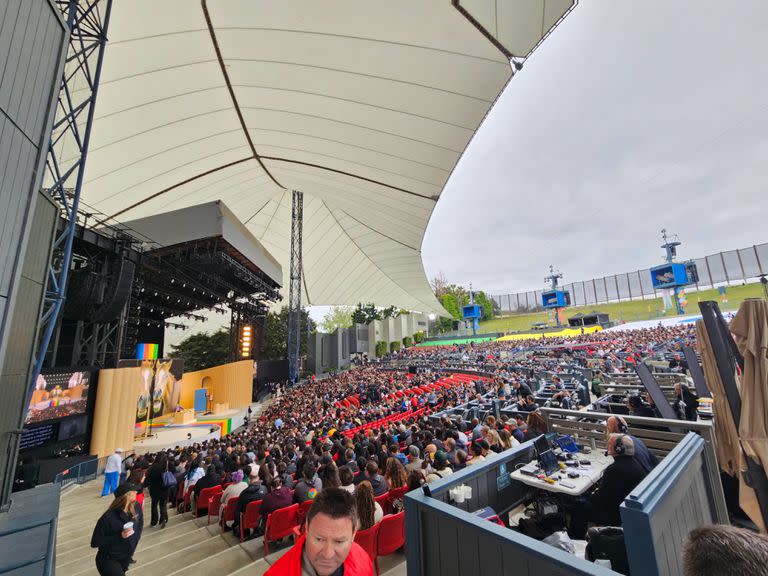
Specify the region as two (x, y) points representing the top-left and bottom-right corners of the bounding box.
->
(74, 0), (574, 316)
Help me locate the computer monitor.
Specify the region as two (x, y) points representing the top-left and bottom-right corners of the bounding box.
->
(533, 434), (550, 457)
(556, 435), (579, 453)
(538, 450), (559, 477)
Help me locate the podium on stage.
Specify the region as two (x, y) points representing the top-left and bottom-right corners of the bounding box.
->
(173, 409), (196, 424)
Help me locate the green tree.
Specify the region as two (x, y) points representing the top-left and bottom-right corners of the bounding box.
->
(319, 306), (353, 333)
(350, 302), (381, 325)
(474, 291), (495, 321)
(263, 306), (316, 360)
(168, 329), (230, 371)
(381, 305), (399, 319)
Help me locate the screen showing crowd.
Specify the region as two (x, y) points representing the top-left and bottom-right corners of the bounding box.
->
(25, 370), (91, 425)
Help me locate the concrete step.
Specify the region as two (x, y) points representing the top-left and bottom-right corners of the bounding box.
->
(64, 532), (231, 576)
(164, 543), (255, 576)
(57, 525), (217, 576)
(57, 512), (199, 555)
(56, 523), (216, 574)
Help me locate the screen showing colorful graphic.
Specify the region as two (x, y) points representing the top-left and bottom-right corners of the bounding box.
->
(25, 370), (91, 425)
(135, 342), (159, 360)
(125, 358), (183, 423)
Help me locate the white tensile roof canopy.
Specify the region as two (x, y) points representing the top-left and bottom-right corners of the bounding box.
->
(75, 0), (574, 316)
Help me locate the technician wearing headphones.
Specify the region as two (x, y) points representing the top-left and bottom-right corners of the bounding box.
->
(569, 434), (649, 537)
(605, 416), (658, 473)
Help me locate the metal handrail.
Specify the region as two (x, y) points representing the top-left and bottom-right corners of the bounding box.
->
(54, 456), (99, 486)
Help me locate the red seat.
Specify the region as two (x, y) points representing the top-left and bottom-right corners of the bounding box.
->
(374, 492), (389, 515)
(264, 503), (299, 557)
(175, 479), (186, 510)
(354, 521), (380, 566)
(296, 498), (313, 527)
(208, 492), (223, 525)
(240, 500), (263, 542)
(196, 485), (222, 517)
(220, 499), (238, 533)
(388, 486), (408, 514)
(181, 484), (194, 513)
(376, 512), (405, 574)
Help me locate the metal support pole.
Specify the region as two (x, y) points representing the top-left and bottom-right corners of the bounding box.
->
(27, 0), (114, 402)
(287, 191), (304, 382)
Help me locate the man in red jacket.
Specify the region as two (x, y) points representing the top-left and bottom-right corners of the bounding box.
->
(265, 487), (373, 576)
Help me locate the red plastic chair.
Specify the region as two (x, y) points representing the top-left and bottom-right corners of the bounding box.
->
(240, 500), (263, 542)
(175, 479), (186, 512)
(220, 499), (238, 533)
(375, 512), (405, 574)
(387, 486), (408, 514)
(263, 503), (299, 557)
(374, 492), (389, 515)
(208, 492), (223, 525)
(296, 498), (313, 527)
(354, 521), (380, 566)
(196, 485), (222, 517)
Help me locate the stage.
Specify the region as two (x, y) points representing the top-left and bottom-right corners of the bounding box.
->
(131, 403), (256, 454)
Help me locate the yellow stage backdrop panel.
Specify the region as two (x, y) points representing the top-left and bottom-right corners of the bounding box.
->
(181, 360), (253, 410)
(91, 367), (143, 458)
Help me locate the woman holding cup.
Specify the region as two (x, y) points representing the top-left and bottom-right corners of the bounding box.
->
(90, 483), (143, 575)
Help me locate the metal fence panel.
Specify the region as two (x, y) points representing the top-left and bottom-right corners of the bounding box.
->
(489, 242), (768, 315)
(595, 277), (608, 302)
(721, 250), (743, 282)
(691, 257), (709, 287)
(586, 280), (597, 304)
(572, 282), (585, 306)
(739, 247), (762, 278)
(756, 243), (768, 275)
(706, 254), (727, 284)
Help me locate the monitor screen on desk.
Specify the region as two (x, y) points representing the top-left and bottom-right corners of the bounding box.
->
(538, 450), (559, 477)
(533, 434), (550, 456)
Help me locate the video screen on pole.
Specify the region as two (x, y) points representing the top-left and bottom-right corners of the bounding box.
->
(25, 370), (91, 425)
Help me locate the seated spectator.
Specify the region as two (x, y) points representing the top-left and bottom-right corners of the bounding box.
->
(454, 449), (468, 470)
(344, 450), (360, 475)
(354, 481), (383, 529)
(683, 524), (768, 576)
(605, 416), (657, 473)
(568, 434), (648, 537)
(260, 476), (293, 520)
(185, 458), (204, 488)
(294, 463), (319, 503)
(467, 443), (485, 466)
(425, 451), (453, 483)
(220, 468), (248, 526)
(318, 462), (342, 490)
(233, 466), (267, 535)
(405, 445), (423, 473)
(339, 466), (356, 494)
(407, 470), (425, 491)
(364, 460), (388, 497)
(193, 465), (221, 502)
(384, 458), (408, 490)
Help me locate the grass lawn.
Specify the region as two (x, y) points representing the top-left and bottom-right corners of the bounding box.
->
(479, 283), (765, 334)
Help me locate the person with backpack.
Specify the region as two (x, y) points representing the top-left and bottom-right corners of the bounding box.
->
(144, 452), (173, 528)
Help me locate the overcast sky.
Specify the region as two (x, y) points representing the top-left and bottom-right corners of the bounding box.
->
(167, 0), (768, 340)
(421, 0), (768, 296)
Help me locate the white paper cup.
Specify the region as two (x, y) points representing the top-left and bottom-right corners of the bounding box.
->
(463, 485), (472, 499)
(453, 489), (465, 504)
(123, 522), (134, 536)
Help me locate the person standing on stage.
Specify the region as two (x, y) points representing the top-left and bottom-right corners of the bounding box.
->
(102, 448), (123, 497)
(91, 484), (143, 576)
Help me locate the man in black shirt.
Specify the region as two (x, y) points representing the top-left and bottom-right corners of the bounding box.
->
(568, 434), (648, 537)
